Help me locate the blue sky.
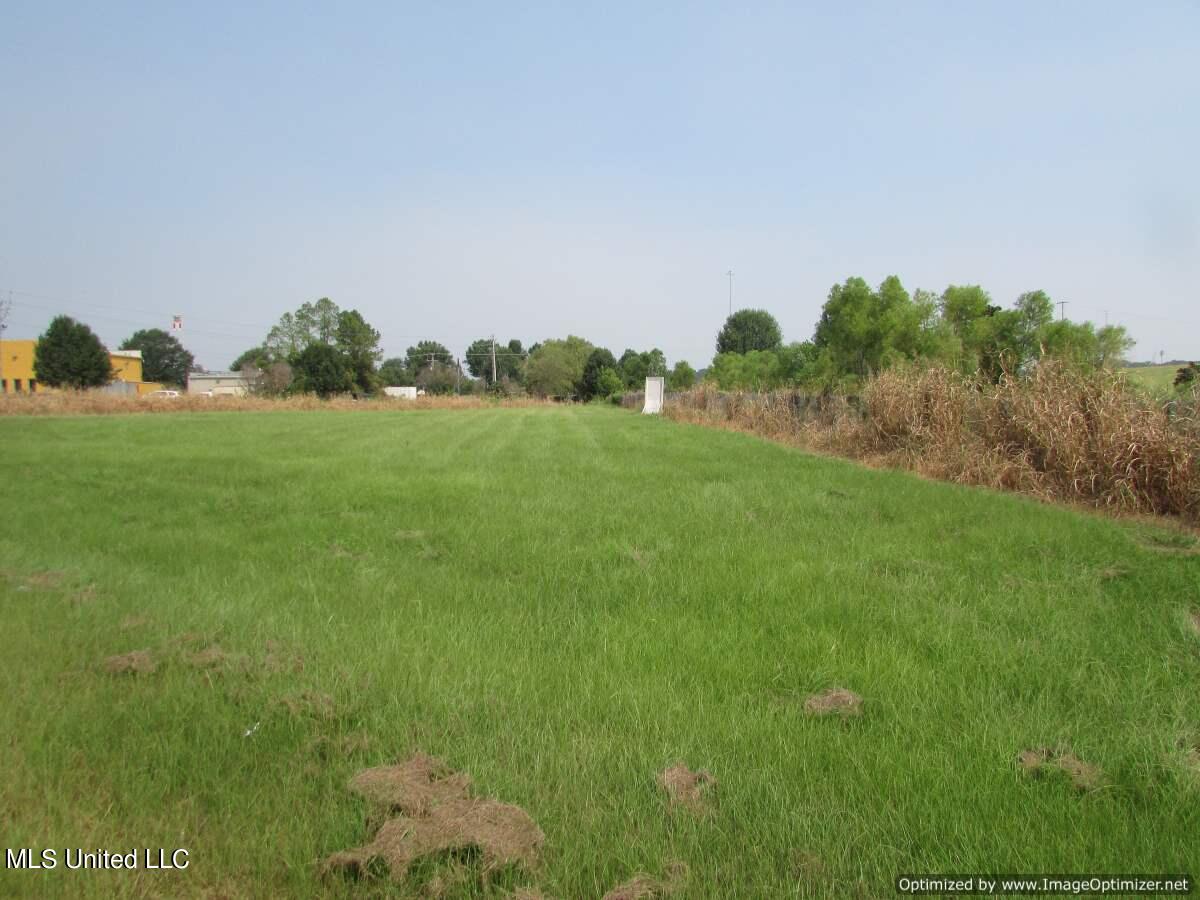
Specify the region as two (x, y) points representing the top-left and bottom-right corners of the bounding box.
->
(2, 1), (1196, 370)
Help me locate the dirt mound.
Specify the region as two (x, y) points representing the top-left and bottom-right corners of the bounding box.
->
(804, 687), (863, 717)
(326, 753), (543, 884)
(104, 650), (157, 675)
(603, 861), (687, 900)
(657, 764), (715, 813)
(349, 753), (472, 816)
(1018, 748), (1103, 791)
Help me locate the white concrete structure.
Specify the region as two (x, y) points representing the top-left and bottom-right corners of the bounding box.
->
(384, 386), (419, 399)
(643, 376), (665, 414)
(187, 372), (248, 396)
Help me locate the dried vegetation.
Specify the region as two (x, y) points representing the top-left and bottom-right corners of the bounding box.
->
(666, 364), (1200, 521)
(0, 392), (551, 417)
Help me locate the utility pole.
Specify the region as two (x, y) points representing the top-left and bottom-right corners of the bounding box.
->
(0, 290), (10, 394)
(491, 335), (497, 385)
(725, 270), (734, 316)
(455, 358), (461, 393)
(1056, 300), (1069, 321)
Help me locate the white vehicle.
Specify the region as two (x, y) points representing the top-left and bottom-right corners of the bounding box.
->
(146, 389), (181, 399)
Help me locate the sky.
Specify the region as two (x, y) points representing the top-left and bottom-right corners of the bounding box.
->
(1, 1), (1196, 371)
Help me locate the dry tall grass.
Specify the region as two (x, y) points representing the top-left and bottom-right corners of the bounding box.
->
(666, 365), (1200, 521)
(0, 392), (551, 417)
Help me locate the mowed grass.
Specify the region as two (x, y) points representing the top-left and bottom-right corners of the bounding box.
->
(1, 406), (1199, 898)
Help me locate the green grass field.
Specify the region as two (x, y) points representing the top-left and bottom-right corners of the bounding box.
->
(2, 406), (1198, 898)
(1125, 364), (1187, 396)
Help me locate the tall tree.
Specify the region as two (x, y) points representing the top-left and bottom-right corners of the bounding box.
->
(578, 348), (618, 400)
(667, 360), (696, 391)
(404, 341), (453, 380)
(231, 345), (272, 372)
(618, 349), (646, 387)
(335, 309), (383, 393)
(292, 343), (353, 398)
(378, 357), (409, 386)
(525, 336), (593, 398)
(33, 316), (113, 389)
(120, 328), (195, 386)
(716, 309), (783, 354)
(296, 298), (340, 345)
(464, 337), (525, 384)
(264, 297), (342, 359)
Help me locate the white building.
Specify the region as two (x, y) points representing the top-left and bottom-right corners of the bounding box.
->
(187, 372), (249, 396)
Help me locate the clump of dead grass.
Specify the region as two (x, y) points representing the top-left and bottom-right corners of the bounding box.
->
(803, 687), (863, 717)
(603, 861), (688, 900)
(280, 690), (336, 720)
(103, 650), (157, 675)
(2, 569), (66, 592)
(325, 753), (543, 885)
(665, 364), (1200, 521)
(1018, 747), (1104, 791)
(657, 764), (715, 813)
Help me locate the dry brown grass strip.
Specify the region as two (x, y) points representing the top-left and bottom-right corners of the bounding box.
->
(665, 365), (1200, 522)
(0, 392), (552, 417)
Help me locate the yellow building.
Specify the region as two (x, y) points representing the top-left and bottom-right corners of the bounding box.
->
(0, 339), (163, 395)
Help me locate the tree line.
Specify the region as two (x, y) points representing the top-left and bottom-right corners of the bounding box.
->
(705, 277), (1136, 391)
(227, 299), (696, 399)
(22, 274), (1142, 397)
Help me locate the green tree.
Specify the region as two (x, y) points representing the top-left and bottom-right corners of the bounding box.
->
(378, 357), (409, 386)
(1174, 363), (1200, 390)
(335, 309), (382, 393)
(292, 342), (353, 398)
(296, 297), (341, 345)
(525, 336), (593, 398)
(464, 338), (524, 384)
(33, 316), (113, 389)
(667, 360), (696, 391)
(416, 360), (461, 395)
(1095, 324), (1135, 369)
(618, 349), (647, 387)
(578, 348), (618, 401)
(264, 297), (342, 358)
(716, 309), (783, 355)
(595, 367), (624, 399)
(119, 328), (195, 386)
(404, 341), (453, 380)
(706, 350), (784, 390)
(231, 345), (272, 372)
